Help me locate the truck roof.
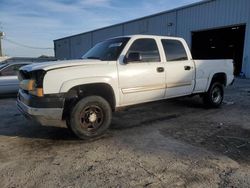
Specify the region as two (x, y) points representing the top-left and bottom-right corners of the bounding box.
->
(107, 34), (184, 41)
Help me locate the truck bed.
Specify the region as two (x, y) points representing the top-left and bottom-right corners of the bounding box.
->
(193, 59), (234, 93)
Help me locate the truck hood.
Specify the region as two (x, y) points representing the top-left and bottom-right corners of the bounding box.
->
(20, 59), (107, 72)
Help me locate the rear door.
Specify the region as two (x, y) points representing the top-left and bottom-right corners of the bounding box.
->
(118, 38), (166, 106)
(161, 39), (195, 98)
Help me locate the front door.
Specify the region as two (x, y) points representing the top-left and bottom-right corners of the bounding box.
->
(118, 38), (166, 106)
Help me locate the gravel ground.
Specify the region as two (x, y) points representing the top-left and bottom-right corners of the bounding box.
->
(0, 79), (250, 188)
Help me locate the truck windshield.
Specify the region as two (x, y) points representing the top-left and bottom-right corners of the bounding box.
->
(82, 37), (130, 61)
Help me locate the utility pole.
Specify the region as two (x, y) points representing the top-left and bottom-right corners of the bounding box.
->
(0, 31), (3, 57)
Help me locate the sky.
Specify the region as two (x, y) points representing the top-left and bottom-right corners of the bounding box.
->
(0, 0), (200, 57)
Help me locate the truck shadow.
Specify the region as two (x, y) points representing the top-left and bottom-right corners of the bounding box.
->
(159, 122), (250, 164)
(110, 98), (250, 164)
(0, 120), (113, 142)
(0, 120), (77, 140)
(2, 97), (250, 164)
(110, 97), (205, 130)
(0, 97), (204, 141)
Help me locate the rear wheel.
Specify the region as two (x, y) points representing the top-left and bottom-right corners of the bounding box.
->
(69, 96), (112, 139)
(203, 82), (224, 108)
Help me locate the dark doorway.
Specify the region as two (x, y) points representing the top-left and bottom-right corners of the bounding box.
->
(192, 25), (246, 76)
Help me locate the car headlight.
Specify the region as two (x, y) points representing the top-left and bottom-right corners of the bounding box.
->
(29, 88), (44, 97)
(19, 70), (46, 97)
(19, 79), (36, 91)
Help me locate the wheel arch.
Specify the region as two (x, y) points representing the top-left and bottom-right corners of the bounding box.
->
(62, 82), (116, 120)
(206, 72), (227, 91)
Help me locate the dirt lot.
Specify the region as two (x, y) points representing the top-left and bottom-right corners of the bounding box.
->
(0, 79), (250, 188)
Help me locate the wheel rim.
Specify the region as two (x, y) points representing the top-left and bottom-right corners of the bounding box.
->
(212, 87), (222, 104)
(79, 105), (104, 133)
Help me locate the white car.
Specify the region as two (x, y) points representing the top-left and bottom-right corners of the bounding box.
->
(0, 62), (32, 95)
(17, 35), (234, 139)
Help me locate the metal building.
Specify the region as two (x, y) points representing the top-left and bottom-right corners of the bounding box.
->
(54, 0), (250, 77)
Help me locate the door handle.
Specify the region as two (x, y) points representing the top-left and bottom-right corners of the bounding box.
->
(184, 66), (191, 70)
(157, 67), (164, 73)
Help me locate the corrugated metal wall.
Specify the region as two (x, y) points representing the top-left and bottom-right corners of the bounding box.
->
(70, 33), (92, 59)
(176, 0), (250, 77)
(54, 38), (70, 60)
(54, 0), (250, 77)
(176, 0), (250, 44)
(92, 25), (123, 44)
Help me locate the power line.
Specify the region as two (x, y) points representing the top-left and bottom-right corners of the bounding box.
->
(2, 37), (54, 50)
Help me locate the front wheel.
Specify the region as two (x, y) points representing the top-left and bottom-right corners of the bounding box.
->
(203, 82), (224, 108)
(69, 96), (112, 139)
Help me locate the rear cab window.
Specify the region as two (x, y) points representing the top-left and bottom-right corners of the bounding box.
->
(161, 39), (188, 61)
(127, 38), (161, 62)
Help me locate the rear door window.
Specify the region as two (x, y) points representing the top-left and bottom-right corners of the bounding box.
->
(161, 39), (188, 61)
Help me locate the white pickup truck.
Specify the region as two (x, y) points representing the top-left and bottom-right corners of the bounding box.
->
(17, 35), (234, 139)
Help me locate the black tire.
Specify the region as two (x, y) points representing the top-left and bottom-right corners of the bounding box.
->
(203, 82), (224, 108)
(69, 96), (112, 139)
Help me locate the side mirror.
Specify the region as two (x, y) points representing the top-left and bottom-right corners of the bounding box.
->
(124, 52), (142, 63)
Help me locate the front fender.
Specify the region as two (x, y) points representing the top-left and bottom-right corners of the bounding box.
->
(60, 77), (115, 93)
(59, 77), (120, 105)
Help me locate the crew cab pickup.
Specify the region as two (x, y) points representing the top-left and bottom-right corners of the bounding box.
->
(17, 35), (234, 139)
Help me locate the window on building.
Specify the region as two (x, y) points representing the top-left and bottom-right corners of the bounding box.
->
(128, 39), (160, 62)
(161, 39), (188, 61)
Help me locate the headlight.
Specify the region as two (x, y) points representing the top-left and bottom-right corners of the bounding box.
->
(29, 88), (44, 97)
(19, 70), (46, 97)
(19, 79), (36, 91)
